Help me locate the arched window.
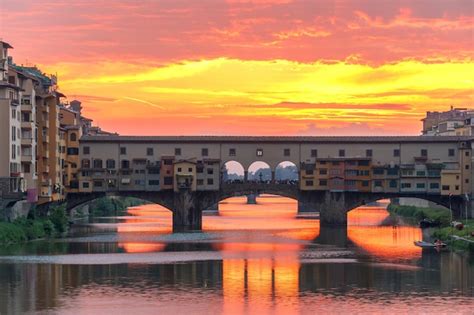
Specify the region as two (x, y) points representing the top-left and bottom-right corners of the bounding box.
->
(81, 159), (90, 169)
(93, 159), (103, 169)
(70, 132), (77, 142)
(106, 159), (116, 169)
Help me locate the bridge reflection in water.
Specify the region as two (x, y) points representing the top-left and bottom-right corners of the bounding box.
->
(0, 195), (472, 314)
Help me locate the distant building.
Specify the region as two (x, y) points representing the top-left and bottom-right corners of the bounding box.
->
(422, 107), (474, 136)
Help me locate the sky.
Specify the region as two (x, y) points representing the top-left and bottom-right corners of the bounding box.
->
(0, 0), (472, 135)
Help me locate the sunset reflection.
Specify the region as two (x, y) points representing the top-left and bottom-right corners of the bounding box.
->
(348, 207), (422, 260)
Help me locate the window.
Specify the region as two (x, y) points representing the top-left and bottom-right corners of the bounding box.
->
(416, 183), (425, 189)
(81, 159), (90, 168)
(121, 160), (130, 169)
(393, 149), (400, 157)
(106, 159), (116, 169)
(373, 168), (384, 175)
(164, 177), (173, 185)
(466, 151), (470, 157)
(366, 149), (372, 157)
(207, 168), (214, 175)
(163, 159), (173, 165)
(284, 148), (290, 156)
(465, 164), (470, 170)
(311, 149), (318, 157)
(93, 159), (103, 168)
(374, 180), (383, 187)
(82, 182), (90, 188)
(339, 149), (345, 157)
(389, 180), (397, 188)
(346, 180), (356, 186)
(175, 148), (181, 156)
(23, 163), (30, 173)
(416, 171), (426, 176)
(70, 133), (77, 141)
(421, 149), (427, 157)
(362, 181), (369, 187)
(148, 168), (160, 174)
(196, 166), (204, 173)
(229, 148), (236, 156)
(120, 147), (126, 155)
(305, 180), (314, 186)
(202, 148), (208, 156)
(147, 148), (154, 156)
(71, 163), (77, 169)
(455, 185), (460, 190)
(401, 183), (411, 188)
(67, 147), (79, 155)
(11, 126), (16, 141)
(358, 160), (370, 166)
(305, 169), (314, 175)
(83, 146), (90, 155)
(387, 168), (398, 176)
(207, 178), (214, 185)
(319, 169), (327, 175)
(448, 149), (455, 157)
(430, 183), (439, 189)
(11, 109), (16, 119)
(197, 179), (204, 185)
(107, 180), (116, 188)
(177, 167), (182, 172)
(466, 179), (470, 184)
(188, 168), (193, 172)
(93, 180), (103, 187)
(442, 185), (450, 191)
(319, 180), (327, 186)
(256, 148), (263, 157)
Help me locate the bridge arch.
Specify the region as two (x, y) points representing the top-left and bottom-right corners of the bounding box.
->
(222, 160), (245, 183)
(275, 161), (299, 183)
(247, 161), (272, 182)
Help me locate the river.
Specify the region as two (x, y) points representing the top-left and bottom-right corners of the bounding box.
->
(0, 196), (472, 314)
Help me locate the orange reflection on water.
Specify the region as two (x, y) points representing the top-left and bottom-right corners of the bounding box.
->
(348, 207), (422, 260)
(118, 242), (166, 253)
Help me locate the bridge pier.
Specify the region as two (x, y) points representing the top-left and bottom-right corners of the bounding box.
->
(247, 194), (257, 204)
(315, 225), (348, 247)
(318, 192), (348, 227)
(173, 190), (202, 232)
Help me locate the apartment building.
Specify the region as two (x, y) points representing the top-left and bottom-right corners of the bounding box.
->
(0, 41), (23, 194)
(422, 107), (474, 136)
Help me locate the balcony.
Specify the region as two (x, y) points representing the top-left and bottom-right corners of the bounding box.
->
(11, 99), (19, 106)
(21, 154), (33, 162)
(21, 137), (33, 145)
(21, 103), (33, 111)
(21, 120), (33, 129)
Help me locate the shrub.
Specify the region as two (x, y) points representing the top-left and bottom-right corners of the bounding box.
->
(49, 205), (68, 234)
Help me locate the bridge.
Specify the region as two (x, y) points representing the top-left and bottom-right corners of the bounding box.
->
(51, 135), (474, 232)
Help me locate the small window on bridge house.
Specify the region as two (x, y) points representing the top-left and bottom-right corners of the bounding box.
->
(120, 147), (126, 155)
(229, 148), (236, 156)
(202, 148), (208, 156)
(421, 149), (428, 157)
(284, 148), (290, 156)
(121, 160), (130, 169)
(311, 149), (318, 157)
(305, 180), (314, 186)
(147, 148), (154, 156)
(366, 149), (372, 157)
(448, 149), (455, 157)
(256, 148), (263, 157)
(177, 167), (182, 172)
(196, 165), (204, 173)
(207, 168), (214, 175)
(93, 159), (103, 169)
(81, 159), (90, 168)
(106, 159), (115, 169)
(83, 146), (90, 155)
(319, 179), (327, 186)
(197, 179), (204, 185)
(339, 149), (345, 157)
(389, 180), (397, 188)
(393, 149), (400, 157)
(175, 148), (181, 156)
(70, 133), (76, 142)
(207, 178), (214, 185)
(82, 182), (89, 188)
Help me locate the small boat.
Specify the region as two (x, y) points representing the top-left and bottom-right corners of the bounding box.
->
(414, 241), (446, 248)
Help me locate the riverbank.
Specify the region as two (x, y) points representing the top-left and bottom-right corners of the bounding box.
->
(388, 204), (473, 252)
(77, 197), (150, 217)
(0, 205), (68, 246)
(387, 204), (450, 225)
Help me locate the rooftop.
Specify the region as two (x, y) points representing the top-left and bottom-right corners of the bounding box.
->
(80, 135), (474, 144)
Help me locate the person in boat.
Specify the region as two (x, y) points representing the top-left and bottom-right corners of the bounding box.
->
(434, 239), (443, 246)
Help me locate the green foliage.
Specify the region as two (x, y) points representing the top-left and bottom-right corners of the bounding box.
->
(0, 222), (27, 245)
(49, 204), (68, 234)
(387, 204), (450, 226)
(432, 220), (474, 252)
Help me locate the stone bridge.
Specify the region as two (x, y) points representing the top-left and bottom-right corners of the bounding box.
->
(63, 182), (471, 232)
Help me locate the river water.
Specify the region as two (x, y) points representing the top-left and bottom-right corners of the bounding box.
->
(0, 196), (472, 314)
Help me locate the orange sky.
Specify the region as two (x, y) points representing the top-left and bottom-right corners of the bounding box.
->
(1, 0), (472, 135)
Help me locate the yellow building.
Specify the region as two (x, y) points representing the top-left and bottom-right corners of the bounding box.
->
(440, 169), (462, 195)
(173, 160), (197, 192)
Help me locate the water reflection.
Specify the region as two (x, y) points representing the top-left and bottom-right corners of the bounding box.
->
(0, 196), (472, 314)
